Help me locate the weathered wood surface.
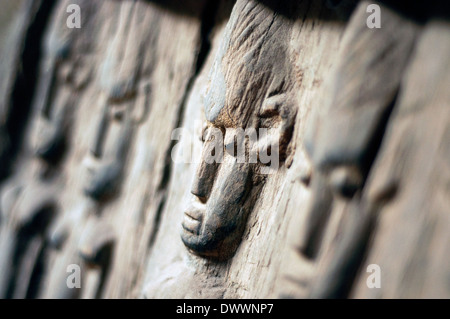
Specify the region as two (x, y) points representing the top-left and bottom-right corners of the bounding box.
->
(0, 0), (448, 299)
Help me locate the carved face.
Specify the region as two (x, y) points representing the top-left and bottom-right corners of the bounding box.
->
(82, 1), (151, 202)
(181, 0), (296, 260)
(181, 126), (254, 260)
(0, 182), (57, 298)
(34, 0), (96, 167)
(82, 100), (133, 201)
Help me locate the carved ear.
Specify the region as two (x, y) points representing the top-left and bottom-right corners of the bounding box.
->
(256, 93), (296, 163)
(79, 220), (115, 267)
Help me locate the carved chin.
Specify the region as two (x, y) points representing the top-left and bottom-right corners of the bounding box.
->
(180, 208), (244, 261)
(83, 162), (121, 200)
(35, 129), (65, 163)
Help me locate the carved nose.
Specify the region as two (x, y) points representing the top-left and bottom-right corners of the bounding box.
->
(90, 105), (110, 158)
(190, 160), (217, 203)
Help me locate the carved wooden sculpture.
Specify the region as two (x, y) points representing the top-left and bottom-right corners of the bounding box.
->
(298, 0), (417, 297)
(0, 0), (97, 299)
(296, 0), (450, 298)
(44, 201), (115, 299)
(82, 3), (151, 202)
(1, 0), (449, 299)
(350, 17), (450, 298)
(43, 0), (154, 298)
(181, 0), (298, 260)
(300, 1), (418, 260)
(78, 0), (153, 296)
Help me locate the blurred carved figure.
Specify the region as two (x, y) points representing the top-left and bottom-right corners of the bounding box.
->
(294, 0), (450, 298)
(300, 0), (418, 261)
(1, 0), (449, 300)
(43, 0), (153, 298)
(0, 0), (96, 299)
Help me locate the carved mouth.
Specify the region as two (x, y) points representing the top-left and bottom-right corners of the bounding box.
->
(180, 162), (253, 260)
(180, 203), (243, 261)
(181, 209), (203, 236)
